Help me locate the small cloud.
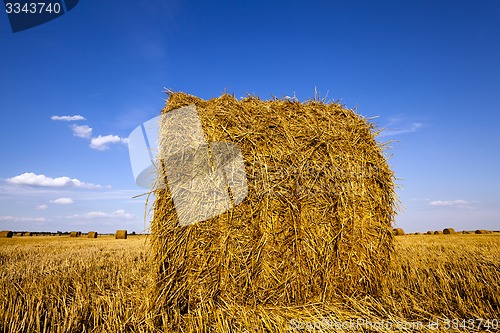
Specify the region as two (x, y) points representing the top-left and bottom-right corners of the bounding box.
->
(6, 172), (107, 189)
(90, 135), (128, 151)
(51, 115), (86, 121)
(112, 209), (135, 219)
(36, 204), (48, 210)
(378, 116), (424, 137)
(71, 125), (92, 138)
(0, 216), (46, 222)
(70, 209), (135, 220)
(430, 200), (470, 207)
(85, 211), (108, 218)
(411, 198), (431, 202)
(50, 197), (74, 205)
(381, 122), (423, 137)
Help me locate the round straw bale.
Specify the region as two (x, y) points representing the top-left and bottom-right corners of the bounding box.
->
(475, 229), (490, 234)
(443, 228), (456, 234)
(426, 231), (433, 235)
(15, 232), (23, 236)
(0, 230), (13, 238)
(70, 231), (79, 237)
(115, 230), (127, 239)
(434, 230), (443, 235)
(23, 232), (32, 236)
(87, 231), (98, 238)
(150, 92), (398, 320)
(393, 228), (405, 236)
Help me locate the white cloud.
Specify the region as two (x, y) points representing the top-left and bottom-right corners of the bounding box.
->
(51, 115), (86, 121)
(430, 200), (471, 207)
(84, 211), (108, 218)
(6, 172), (106, 189)
(70, 209), (135, 220)
(112, 209), (135, 219)
(0, 216), (46, 222)
(50, 197), (74, 205)
(71, 125), (92, 138)
(381, 122), (423, 137)
(36, 204), (48, 210)
(90, 135), (128, 151)
(52, 115), (126, 151)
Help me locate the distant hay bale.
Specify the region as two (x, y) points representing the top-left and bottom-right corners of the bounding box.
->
(115, 230), (127, 239)
(0, 230), (13, 238)
(23, 232), (32, 236)
(475, 229), (491, 234)
(393, 228), (405, 236)
(15, 232), (23, 236)
(70, 231), (79, 237)
(434, 231), (443, 235)
(149, 92), (397, 326)
(426, 231), (433, 235)
(414, 232), (422, 235)
(87, 231), (98, 238)
(443, 228), (456, 234)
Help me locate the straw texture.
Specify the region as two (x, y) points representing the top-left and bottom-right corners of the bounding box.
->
(0, 230), (13, 238)
(115, 230), (127, 239)
(393, 228), (405, 236)
(149, 92), (397, 328)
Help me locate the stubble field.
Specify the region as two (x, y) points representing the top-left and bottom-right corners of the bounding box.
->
(0, 233), (498, 332)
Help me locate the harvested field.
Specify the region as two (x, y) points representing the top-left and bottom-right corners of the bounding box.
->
(0, 234), (498, 332)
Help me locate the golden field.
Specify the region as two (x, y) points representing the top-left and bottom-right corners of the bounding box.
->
(0, 233), (498, 332)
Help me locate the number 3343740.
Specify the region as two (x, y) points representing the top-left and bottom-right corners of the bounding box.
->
(5, 2), (62, 14)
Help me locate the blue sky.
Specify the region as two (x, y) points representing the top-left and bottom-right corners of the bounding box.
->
(1, 0), (499, 233)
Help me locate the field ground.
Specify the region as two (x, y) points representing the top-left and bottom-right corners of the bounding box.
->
(0, 234), (498, 332)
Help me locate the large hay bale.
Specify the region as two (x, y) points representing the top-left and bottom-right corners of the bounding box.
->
(149, 92), (397, 325)
(393, 228), (405, 236)
(70, 231), (78, 237)
(426, 231), (433, 235)
(475, 229), (490, 234)
(87, 231), (98, 238)
(115, 230), (127, 239)
(23, 232), (32, 236)
(434, 230), (443, 235)
(0, 230), (13, 238)
(443, 228), (456, 234)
